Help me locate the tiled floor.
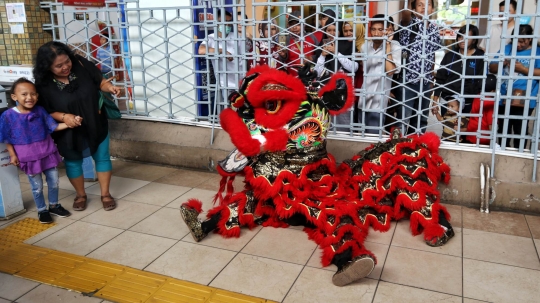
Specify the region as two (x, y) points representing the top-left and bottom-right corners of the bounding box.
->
(1, 159), (540, 303)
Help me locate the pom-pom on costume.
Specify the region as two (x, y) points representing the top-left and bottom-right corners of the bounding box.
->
(180, 65), (454, 286)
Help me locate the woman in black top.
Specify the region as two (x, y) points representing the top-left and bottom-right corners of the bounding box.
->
(33, 41), (121, 211)
(433, 24), (485, 114)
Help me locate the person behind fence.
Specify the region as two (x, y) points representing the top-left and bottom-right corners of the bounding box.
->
(282, 11), (316, 76)
(237, 12), (253, 72)
(313, 19), (359, 131)
(433, 24), (484, 115)
(467, 74), (498, 145)
(312, 8), (337, 44)
(395, 0), (441, 134)
(198, 10), (238, 110)
(33, 41), (121, 212)
(480, 0), (517, 61)
(0, 78), (73, 223)
(359, 14), (401, 134)
(432, 95), (469, 143)
(489, 24), (540, 149)
(252, 19), (285, 69)
(96, 32), (113, 78)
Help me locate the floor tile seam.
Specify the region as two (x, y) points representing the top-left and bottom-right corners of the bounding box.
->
(462, 296), (490, 303)
(461, 227), (536, 240)
(461, 256), (540, 271)
(191, 177), (216, 189)
(524, 216), (540, 264)
(370, 223), (397, 303)
(119, 195), (182, 206)
(140, 239), (182, 272)
(461, 226), (532, 239)
(388, 242), (463, 258)
(84, 229), (129, 258)
(206, 226), (264, 286)
(79, 203), (163, 231)
(237, 249), (319, 267)
(127, 226), (188, 241)
(378, 279), (463, 297)
(279, 265), (307, 303)
(124, 180), (192, 198)
(24, 217), (79, 245)
(303, 244), (319, 267)
(67, 205), (104, 221)
(178, 238), (252, 253)
(11, 283), (41, 302)
(111, 163), (140, 175)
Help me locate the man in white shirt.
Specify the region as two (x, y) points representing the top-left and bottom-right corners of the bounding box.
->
(359, 14), (402, 134)
(479, 0), (517, 61)
(198, 10), (243, 113)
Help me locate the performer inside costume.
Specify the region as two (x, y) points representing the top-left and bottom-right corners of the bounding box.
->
(180, 65), (454, 286)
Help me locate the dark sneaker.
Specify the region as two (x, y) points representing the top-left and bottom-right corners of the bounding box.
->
(332, 255), (375, 287)
(425, 227), (455, 247)
(49, 204), (71, 218)
(38, 211), (53, 224)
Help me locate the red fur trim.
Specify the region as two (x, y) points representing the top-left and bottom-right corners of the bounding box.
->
(318, 73), (354, 116)
(225, 175), (236, 200)
(422, 221), (446, 241)
(206, 205), (241, 238)
(183, 199), (203, 213)
(253, 101), (302, 129)
(262, 129), (289, 152)
(245, 64), (272, 78)
(415, 132), (441, 153)
(244, 68), (306, 129)
(246, 68), (306, 108)
(220, 108), (261, 157)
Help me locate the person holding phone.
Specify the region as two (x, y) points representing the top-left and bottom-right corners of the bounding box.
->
(282, 11), (316, 76)
(359, 14), (402, 134)
(313, 19), (358, 83)
(313, 19), (360, 131)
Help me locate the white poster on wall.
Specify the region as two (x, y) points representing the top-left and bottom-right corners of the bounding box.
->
(6, 3), (26, 23)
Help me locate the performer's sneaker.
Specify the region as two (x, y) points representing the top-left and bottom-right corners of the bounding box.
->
(332, 255), (375, 287)
(180, 205), (207, 242)
(425, 227), (455, 247)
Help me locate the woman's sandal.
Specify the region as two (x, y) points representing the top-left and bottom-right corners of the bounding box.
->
(101, 194), (117, 211)
(73, 195), (87, 211)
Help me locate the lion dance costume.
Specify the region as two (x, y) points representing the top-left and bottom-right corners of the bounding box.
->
(180, 65), (454, 286)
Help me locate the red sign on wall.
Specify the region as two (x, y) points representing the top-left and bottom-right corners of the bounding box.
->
(58, 0), (116, 7)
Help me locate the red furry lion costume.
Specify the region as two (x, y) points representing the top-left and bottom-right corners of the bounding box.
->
(181, 65), (453, 286)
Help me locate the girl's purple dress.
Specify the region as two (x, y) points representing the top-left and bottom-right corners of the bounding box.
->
(0, 106), (62, 175)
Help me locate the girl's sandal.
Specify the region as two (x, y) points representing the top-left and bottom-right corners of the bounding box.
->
(101, 194), (117, 211)
(73, 195), (87, 211)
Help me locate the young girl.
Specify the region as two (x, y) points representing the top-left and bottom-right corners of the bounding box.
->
(0, 78), (77, 223)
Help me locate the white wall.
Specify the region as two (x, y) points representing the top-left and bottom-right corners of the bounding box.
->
(127, 0), (195, 118)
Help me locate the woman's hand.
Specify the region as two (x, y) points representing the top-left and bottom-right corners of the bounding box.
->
(278, 47), (288, 58)
(101, 78), (122, 95)
(324, 43), (335, 56)
(384, 29), (394, 42)
(64, 114), (82, 128)
(514, 61), (527, 74)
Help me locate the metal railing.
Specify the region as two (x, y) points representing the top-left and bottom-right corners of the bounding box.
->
(40, 0), (540, 181)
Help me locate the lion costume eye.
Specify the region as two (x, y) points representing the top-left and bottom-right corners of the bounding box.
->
(265, 100), (282, 114)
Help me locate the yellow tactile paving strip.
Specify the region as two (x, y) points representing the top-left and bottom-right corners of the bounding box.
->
(0, 218), (277, 303)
